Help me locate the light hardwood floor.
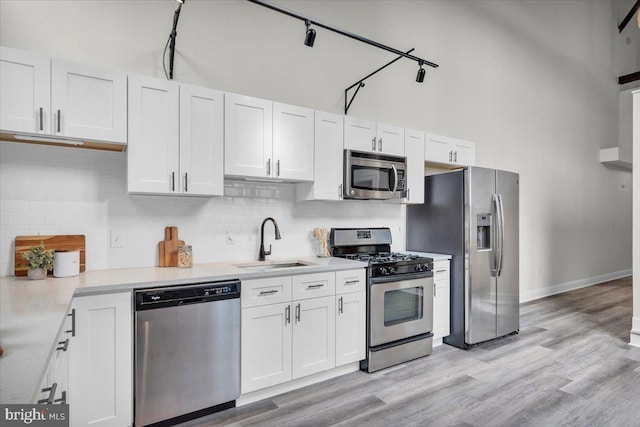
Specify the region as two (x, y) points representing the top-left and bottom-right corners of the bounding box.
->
(181, 277), (639, 427)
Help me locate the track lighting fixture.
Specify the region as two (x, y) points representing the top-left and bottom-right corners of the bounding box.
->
(416, 61), (425, 83)
(304, 20), (316, 47)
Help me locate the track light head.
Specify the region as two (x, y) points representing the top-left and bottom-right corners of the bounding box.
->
(304, 20), (316, 47)
(416, 61), (425, 83)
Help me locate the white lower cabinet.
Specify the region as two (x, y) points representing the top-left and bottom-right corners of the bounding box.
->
(432, 260), (451, 340)
(241, 302), (292, 393)
(68, 292), (132, 427)
(335, 291), (366, 366)
(241, 269), (365, 395)
(292, 296), (335, 379)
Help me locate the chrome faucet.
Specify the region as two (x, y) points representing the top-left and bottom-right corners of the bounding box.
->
(259, 217), (282, 261)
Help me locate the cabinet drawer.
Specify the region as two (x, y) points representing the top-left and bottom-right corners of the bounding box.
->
(292, 272), (335, 300)
(432, 261), (450, 282)
(336, 269), (366, 294)
(242, 276), (292, 308)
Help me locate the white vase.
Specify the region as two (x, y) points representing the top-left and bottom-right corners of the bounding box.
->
(27, 268), (46, 280)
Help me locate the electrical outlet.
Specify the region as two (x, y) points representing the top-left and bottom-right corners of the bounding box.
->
(226, 231), (235, 245)
(110, 230), (124, 248)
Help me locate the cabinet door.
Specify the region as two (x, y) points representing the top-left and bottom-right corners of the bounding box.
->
(335, 291), (366, 366)
(404, 129), (425, 204)
(452, 139), (475, 166)
(344, 116), (376, 152)
(0, 46), (50, 134)
(292, 296), (335, 379)
(51, 59), (127, 143)
(127, 74), (179, 194)
(433, 261), (451, 340)
(273, 102), (314, 181)
(241, 303), (292, 393)
(68, 292), (132, 427)
(425, 134), (453, 164)
(296, 110), (344, 201)
(376, 123), (404, 156)
(224, 93), (273, 179)
(179, 84), (224, 196)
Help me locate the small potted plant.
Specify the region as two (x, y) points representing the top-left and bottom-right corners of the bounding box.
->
(22, 243), (54, 280)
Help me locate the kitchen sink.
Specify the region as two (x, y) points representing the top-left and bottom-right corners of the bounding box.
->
(234, 260), (316, 272)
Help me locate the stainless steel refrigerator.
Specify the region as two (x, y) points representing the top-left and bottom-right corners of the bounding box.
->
(407, 167), (519, 349)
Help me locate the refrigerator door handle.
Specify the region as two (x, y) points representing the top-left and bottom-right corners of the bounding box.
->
(491, 194), (500, 277)
(496, 194), (505, 276)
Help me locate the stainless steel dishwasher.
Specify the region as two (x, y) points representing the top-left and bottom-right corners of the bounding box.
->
(134, 280), (241, 426)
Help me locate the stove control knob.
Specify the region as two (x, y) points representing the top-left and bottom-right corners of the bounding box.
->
(379, 267), (389, 276)
(414, 264), (422, 272)
(389, 267), (397, 275)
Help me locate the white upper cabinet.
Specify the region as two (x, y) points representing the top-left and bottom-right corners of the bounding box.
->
(128, 76), (223, 196)
(297, 110), (344, 201)
(344, 116), (404, 156)
(128, 75), (179, 194)
(179, 84), (224, 196)
(425, 133), (475, 167)
(376, 123), (405, 156)
(0, 47), (127, 146)
(0, 46), (50, 134)
(344, 116), (377, 152)
(404, 129), (425, 204)
(51, 59), (127, 143)
(224, 93), (273, 179)
(273, 102), (314, 181)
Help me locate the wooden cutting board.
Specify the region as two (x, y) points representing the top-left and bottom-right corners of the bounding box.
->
(14, 235), (86, 277)
(158, 226), (184, 267)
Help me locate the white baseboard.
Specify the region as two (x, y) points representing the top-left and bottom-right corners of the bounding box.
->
(520, 269), (632, 303)
(630, 317), (640, 348)
(237, 362), (360, 406)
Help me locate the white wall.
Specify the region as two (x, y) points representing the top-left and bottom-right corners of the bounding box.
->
(0, 0), (632, 300)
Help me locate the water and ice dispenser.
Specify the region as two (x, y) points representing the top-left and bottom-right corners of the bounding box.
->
(477, 214), (492, 250)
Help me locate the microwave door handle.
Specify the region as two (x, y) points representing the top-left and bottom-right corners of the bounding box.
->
(391, 164), (399, 194)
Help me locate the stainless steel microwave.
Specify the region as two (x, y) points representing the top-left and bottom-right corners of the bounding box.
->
(343, 150), (407, 200)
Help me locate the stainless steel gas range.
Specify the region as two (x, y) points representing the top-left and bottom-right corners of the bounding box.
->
(330, 228), (434, 373)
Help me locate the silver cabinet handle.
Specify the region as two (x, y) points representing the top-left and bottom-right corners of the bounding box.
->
(267, 158), (271, 176)
(295, 303), (301, 322)
(39, 107), (44, 131)
(285, 305), (291, 324)
(54, 391), (67, 405)
(434, 283), (436, 297)
(436, 269), (447, 273)
(259, 289), (278, 296)
(345, 280), (360, 285)
(307, 284), (324, 289)
(378, 137), (383, 152)
(371, 137), (376, 151)
(56, 339), (69, 352)
(407, 188), (411, 201)
(171, 172), (176, 192)
(66, 309), (75, 337)
(276, 159), (280, 177)
(338, 296), (343, 314)
(56, 109), (61, 133)
(338, 184), (343, 199)
(454, 151), (458, 163)
(184, 173), (188, 192)
(38, 383), (57, 404)
(449, 151), (453, 163)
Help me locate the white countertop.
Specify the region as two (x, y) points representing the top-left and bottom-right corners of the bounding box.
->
(0, 257), (366, 404)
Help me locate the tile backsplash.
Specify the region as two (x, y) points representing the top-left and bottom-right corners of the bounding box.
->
(0, 141), (405, 276)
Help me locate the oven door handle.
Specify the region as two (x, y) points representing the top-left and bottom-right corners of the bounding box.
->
(370, 271), (432, 285)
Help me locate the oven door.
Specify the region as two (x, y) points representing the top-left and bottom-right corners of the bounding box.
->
(344, 150), (407, 200)
(369, 273), (433, 347)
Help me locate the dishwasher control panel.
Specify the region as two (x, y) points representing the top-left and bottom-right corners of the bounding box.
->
(135, 280), (241, 310)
